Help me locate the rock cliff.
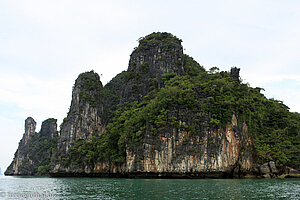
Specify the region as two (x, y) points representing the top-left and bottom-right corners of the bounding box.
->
(50, 32), (260, 178)
(72, 114), (254, 178)
(124, 115), (253, 178)
(52, 71), (104, 173)
(128, 32), (184, 77)
(5, 118), (58, 175)
(103, 33), (187, 120)
(7, 32), (300, 178)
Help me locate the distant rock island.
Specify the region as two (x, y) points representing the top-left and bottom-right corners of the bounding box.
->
(0, 167), (2, 175)
(6, 32), (300, 178)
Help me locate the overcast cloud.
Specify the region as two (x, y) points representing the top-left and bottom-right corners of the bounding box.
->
(0, 0), (300, 171)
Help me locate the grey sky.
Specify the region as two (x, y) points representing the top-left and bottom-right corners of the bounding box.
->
(1, 0), (300, 171)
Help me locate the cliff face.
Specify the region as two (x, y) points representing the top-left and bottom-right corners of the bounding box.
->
(103, 33), (185, 118)
(5, 118), (58, 175)
(128, 33), (184, 76)
(52, 71), (104, 173)
(9, 32), (298, 178)
(51, 114), (254, 178)
(49, 32), (256, 178)
(85, 114), (253, 178)
(124, 115), (253, 177)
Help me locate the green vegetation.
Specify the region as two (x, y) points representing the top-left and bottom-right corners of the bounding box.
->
(65, 57), (300, 169)
(60, 34), (299, 171)
(25, 133), (58, 175)
(137, 32), (182, 52)
(254, 100), (300, 167)
(78, 71), (102, 107)
(183, 54), (205, 76)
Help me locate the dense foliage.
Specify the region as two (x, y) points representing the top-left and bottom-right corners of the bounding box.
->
(136, 32), (182, 52)
(27, 133), (58, 174)
(78, 70), (103, 107)
(65, 58), (300, 170)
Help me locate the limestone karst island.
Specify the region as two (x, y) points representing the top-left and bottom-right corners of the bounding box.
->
(5, 32), (300, 178)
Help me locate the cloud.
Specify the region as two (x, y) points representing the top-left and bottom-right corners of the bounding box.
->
(0, 114), (24, 171)
(262, 79), (300, 113)
(0, 72), (71, 122)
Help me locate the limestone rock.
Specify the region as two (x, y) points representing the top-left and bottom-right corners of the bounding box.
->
(122, 114), (254, 177)
(8, 32), (300, 178)
(40, 118), (57, 138)
(5, 118), (58, 176)
(51, 71), (104, 173)
(259, 163), (271, 174)
(282, 167), (300, 178)
(258, 161), (279, 178)
(128, 32), (184, 76)
(269, 161), (278, 174)
(50, 33), (256, 178)
(23, 117), (37, 145)
(105, 32), (184, 106)
(288, 167), (300, 176)
(230, 67), (240, 83)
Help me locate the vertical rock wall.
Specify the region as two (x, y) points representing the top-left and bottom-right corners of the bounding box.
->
(5, 117), (36, 175)
(5, 118), (58, 175)
(89, 115), (254, 178)
(52, 71), (104, 172)
(22, 117), (36, 146)
(50, 33), (256, 177)
(104, 32), (185, 106)
(128, 33), (184, 76)
(123, 114), (253, 177)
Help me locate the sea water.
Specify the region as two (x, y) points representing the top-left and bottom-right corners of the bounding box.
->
(0, 175), (299, 199)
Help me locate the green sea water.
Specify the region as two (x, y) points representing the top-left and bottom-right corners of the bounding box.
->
(0, 176), (299, 199)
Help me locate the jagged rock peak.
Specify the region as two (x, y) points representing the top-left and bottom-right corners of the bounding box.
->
(25, 117), (36, 133)
(230, 67), (241, 83)
(128, 32), (184, 75)
(54, 70), (103, 159)
(5, 117), (58, 176)
(136, 32), (182, 52)
(40, 118), (58, 138)
(72, 70), (103, 108)
(23, 117), (36, 145)
(75, 70), (102, 89)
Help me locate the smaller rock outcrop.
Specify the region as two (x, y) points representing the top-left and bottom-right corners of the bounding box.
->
(269, 161), (279, 174)
(40, 118), (58, 138)
(278, 167), (300, 178)
(258, 161), (279, 178)
(259, 163), (271, 174)
(23, 117), (37, 145)
(230, 67), (241, 83)
(5, 118), (58, 176)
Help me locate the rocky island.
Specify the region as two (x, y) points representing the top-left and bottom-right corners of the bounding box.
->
(6, 32), (300, 178)
(5, 118), (58, 175)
